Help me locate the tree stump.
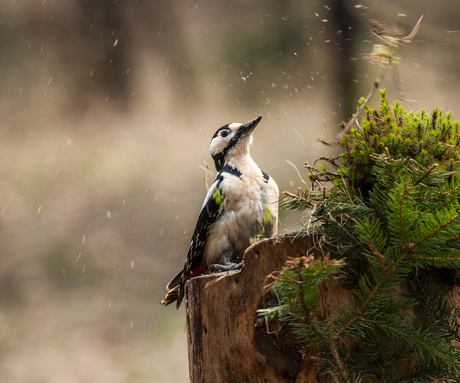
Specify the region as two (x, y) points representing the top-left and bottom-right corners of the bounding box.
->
(185, 232), (460, 383)
(185, 232), (347, 382)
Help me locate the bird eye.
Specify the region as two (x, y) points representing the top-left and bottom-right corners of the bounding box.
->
(221, 130), (230, 138)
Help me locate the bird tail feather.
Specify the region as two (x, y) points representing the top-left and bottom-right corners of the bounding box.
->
(161, 284), (179, 306)
(166, 270), (182, 291)
(161, 270), (186, 308)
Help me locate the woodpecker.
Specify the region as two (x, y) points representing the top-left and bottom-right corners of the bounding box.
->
(161, 116), (279, 308)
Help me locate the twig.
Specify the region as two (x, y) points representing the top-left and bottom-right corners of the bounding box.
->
(335, 15), (423, 144)
(400, 15), (424, 43)
(336, 67), (388, 144)
(412, 163), (438, 186)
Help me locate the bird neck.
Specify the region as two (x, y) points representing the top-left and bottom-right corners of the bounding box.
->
(213, 152), (225, 172)
(222, 153), (255, 173)
(213, 145), (251, 172)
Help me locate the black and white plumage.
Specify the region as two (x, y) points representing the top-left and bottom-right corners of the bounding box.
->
(162, 116), (279, 308)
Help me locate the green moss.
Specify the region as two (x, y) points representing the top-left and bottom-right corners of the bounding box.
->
(340, 90), (460, 193)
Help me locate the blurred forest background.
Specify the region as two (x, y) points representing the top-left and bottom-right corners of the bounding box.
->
(1, 0), (460, 382)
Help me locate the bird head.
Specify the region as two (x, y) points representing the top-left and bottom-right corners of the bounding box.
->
(210, 116), (262, 171)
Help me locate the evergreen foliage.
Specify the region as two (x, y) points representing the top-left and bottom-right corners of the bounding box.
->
(262, 91), (460, 382)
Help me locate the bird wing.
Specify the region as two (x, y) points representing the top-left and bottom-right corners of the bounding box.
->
(174, 174), (226, 307)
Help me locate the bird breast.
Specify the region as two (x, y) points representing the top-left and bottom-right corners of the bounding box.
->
(203, 158), (278, 265)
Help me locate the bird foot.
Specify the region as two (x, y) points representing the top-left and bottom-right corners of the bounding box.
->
(208, 260), (244, 273)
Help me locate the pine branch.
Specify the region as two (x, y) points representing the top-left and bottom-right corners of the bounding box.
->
(412, 163), (439, 186)
(296, 260), (348, 383)
(398, 183), (410, 250)
(411, 210), (460, 253)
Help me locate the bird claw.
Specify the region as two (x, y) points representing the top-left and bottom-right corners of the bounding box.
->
(208, 260), (244, 273)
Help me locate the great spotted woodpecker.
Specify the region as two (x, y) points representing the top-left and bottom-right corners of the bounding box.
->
(162, 116), (279, 308)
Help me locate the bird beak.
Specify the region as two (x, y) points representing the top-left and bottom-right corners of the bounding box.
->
(237, 116), (262, 138)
